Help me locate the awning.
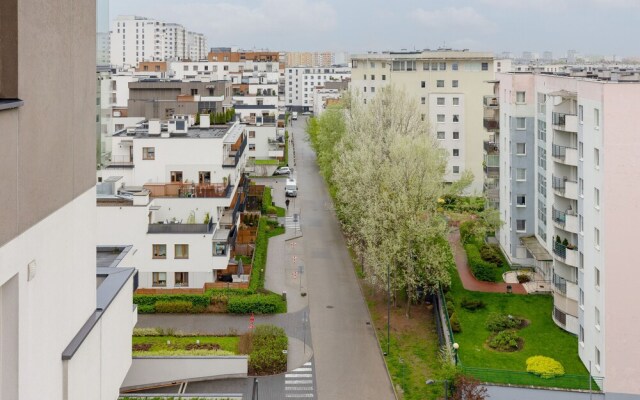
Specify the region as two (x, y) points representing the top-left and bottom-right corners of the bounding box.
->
(520, 236), (552, 261)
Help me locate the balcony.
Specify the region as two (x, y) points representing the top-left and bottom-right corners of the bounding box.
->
(551, 144), (578, 166)
(552, 175), (578, 199)
(148, 220), (214, 234)
(483, 141), (499, 155)
(223, 133), (247, 168)
(552, 112), (578, 132)
(553, 241), (579, 268)
(483, 118), (499, 132)
(106, 154), (134, 168)
(483, 95), (499, 108)
(552, 206), (579, 233)
(144, 182), (232, 198)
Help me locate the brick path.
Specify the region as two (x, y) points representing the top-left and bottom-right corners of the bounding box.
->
(448, 229), (527, 294)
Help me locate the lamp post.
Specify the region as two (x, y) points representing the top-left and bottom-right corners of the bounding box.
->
(453, 342), (459, 366)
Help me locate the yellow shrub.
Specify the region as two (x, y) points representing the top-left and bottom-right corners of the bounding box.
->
(526, 356), (565, 379)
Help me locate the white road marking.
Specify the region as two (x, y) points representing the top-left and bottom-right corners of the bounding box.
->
(285, 380), (313, 385)
(285, 394), (314, 398)
(285, 373), (312, 378)
(293, 367), (312, 372)
(285, 386), (314, 391)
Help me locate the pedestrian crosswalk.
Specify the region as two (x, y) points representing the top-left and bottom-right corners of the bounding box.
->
(284, 362), (315, 398)
(285, 215), (301, 231)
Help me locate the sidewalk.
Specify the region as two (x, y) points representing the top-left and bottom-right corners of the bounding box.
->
(448, 228), (527, 294)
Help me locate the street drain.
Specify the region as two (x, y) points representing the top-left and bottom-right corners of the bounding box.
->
(326, 305), (334, 309)
(366, 322), (371, 325)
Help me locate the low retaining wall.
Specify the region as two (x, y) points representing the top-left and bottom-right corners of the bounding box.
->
(121, 356), (248, 390)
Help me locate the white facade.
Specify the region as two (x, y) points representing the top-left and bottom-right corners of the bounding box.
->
(187, 31), (208, 61)
(169, 61), (280, 83)
(285, 66), (351, 111)
(312, 88), (341, 116)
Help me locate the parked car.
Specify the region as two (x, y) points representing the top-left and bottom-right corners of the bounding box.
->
(273, 166), (292, 175)
(302, 111), (312, 116)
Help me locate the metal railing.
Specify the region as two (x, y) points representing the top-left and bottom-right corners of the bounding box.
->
(552, 112), (576, 128)
(483, 118), (499, 131)
(484, 141), (499, 154)
(147, 220), (214, 234)
(553, 272), (568, 295)
(552, 207), (566, 227)
(223, 135), (247, 168)
(552, 175), (566, 192)
(552, 144), (576, 161)
(461, 366), (603, 392)
(483, 95), (499, 108)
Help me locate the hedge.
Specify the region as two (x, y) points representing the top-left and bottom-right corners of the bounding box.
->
(261, 187), (273, 215)
(246, 325), (288, 375)
(249, 217), (269, 292)
(137, 304), (155, 314)
(134, 294), (211, 308)
(227, 293), (284, 314)
(464, 243), (498, 282)
(155, 300), (195, 313)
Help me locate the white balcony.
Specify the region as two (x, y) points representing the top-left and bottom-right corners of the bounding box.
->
(269, 150), (284, 158)
(565, 115), (578, 132)
(552, 207), (579, 234)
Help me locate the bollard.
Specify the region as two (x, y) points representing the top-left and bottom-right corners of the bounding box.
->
(282, 291), (287, 301)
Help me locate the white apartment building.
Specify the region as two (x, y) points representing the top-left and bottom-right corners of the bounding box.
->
(312, 87), (341, 116)
(110, 15), (207, 67)
(234, 105), (285, 164)
(168, 60), (281, 84)
(0, 1), (136, 398)
(285, 66), (351, 112)
(350, 50), (495, 194)
(499, 70), (640, 397)
(98, 119), (248, 289)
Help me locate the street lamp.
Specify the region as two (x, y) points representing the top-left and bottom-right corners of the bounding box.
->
(453, 342), (459, 366)
(426, 379), (449, 400)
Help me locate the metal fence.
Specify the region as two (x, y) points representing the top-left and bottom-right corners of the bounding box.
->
(461, 366), (603, 392)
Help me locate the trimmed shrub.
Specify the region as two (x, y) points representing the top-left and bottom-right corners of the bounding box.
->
(266, 205), (278, 215)
(137, 304), (156, 314)
(245, 325), (288, 375)
(261, 187), (273, 215)
(488, 330), (521, 351)
(461, 298), (486, 311)
(227, 294), (284, 314)
(526, 356), (565, 378)
(450, 313), (462, 333)
(480, 244), (503, 266)
(485, 313), (523, 332)
(446, 300), (455, 316)
(517, 274), (531, 284)
(459, 220), (477, 244)
(133, 294), (211, 308)
(465, 244), (498, 282)
(154, 300), (193, 313)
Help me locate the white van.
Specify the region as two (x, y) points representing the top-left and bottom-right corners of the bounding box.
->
(285, 178), (298, 197)
(292, 111), (298, 120)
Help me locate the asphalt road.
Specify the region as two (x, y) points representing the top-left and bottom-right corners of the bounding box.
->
(290, 117), (395, 400)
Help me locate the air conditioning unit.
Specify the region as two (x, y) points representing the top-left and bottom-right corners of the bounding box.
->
(168, 119), (188, 134)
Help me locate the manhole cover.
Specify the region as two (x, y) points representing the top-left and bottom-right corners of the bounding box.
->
(326, 305), (334, 309)
(366, 322), (371, 325)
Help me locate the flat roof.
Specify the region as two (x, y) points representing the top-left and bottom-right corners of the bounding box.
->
(113, 125), (236, 139)
(234, 104), (276, 109)
(520, 236), (552, 262)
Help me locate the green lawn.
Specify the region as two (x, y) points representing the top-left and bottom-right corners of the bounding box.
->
(254, 159), (280, 165)
(132, 335), (239, 357)
(275, 205), (286, 217)
(448, 265), (595, 390)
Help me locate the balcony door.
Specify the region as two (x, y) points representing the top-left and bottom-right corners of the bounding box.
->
(170, 171), (183, 182)
(199, 171), (211, 184)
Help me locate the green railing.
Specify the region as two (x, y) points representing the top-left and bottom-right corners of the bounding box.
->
(439, 287), (455, 346)
(461, 366), (603, 391)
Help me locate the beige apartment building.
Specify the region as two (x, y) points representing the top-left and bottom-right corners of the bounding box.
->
(350, 50), (495, 194)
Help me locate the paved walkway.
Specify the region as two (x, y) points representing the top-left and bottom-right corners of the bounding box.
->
(448, 229), (527, 294)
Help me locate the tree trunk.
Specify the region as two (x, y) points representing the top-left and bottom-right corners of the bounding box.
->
(405, 286), (412, 319)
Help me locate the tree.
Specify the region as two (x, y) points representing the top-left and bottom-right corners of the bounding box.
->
(452, 375), (488, 400)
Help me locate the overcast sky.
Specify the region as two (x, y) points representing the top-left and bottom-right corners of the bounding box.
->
(109, 0), (640, 57)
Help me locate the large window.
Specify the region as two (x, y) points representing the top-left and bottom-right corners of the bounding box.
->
(152, 272), (167, 287)
(174, 272), (189, 287)
(516, 117), (526, 130)
(175, 244), (189, 259)
(143, 147), (155, 160)
(152, 244), (166, 259)
(170, 171), (183, 182)
(213, 241), (227, 256)
(392, 60), (416, 71)
(516, 219), (526, 232)
(516, 91), (526, 103)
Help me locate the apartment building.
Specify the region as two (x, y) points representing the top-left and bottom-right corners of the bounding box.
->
(285, 66), (351, 112)
(0, 0), (135, 398)
(350, 50), (495, 193)
(312, 80), (350, 116)
(208, 50), (279, 63)
(234, 105), (285, 165)
(110, 15), (207, 67)
(499, 70), (640, 397)
(98, 120), (249, 289)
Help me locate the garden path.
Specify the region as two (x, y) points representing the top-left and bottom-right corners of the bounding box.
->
(448, 228), (527, 294)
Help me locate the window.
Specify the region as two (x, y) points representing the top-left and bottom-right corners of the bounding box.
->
(249, 144), (256, 150)
(363, 87), (367, 93)
(595, 347), (601, 369)
(437, 114), (445, 123)
(143, 147), (155, 160)
(371, 87), (375, 93)
(213, 241), (227, 256)
(516, 91), (526, 103)
(579, 105), (584, 123)
(249, 130), (256, 138)
(421, 81), (426, 88)
(595, 307), (600, 329)
(439, 62), (446, 70)
(452, 80), (459, 88)
(516, 168), (526, 181)
(516, 143), (526, 155)
(174, 272), (189, 287)
(382, 75), (386, 80)
(452, 63), (459, 71)
(595, 227), (600, 248)
(170, 171), (183, 182)
(594, 188), (600, 208)
(453, 131), (460, 139)
(152, 244), (167, 259)
(421, 114), (426, 121)
(580, 215), (584, 234)
(594, 148), (600, 169)
(175, 244), (189, 259)
(452, 115), (459, 123)
(579, 325), (584, 344)
(370, 62), (375, 68)
(436, 80), (444, 88)
(453, 166), (460, 174)
(516, 117), (526, 130)
(437, 97), (445, 105)
(594, 108), (600, 129)
(431, 62), (438, 71)
(437, 131), (445, 140)
(595, 267), (600, 288)
(452, 149), (460, 157)
(364, 74), (367, 80)
(371, 75), (375, 80)
(579, 178), (584, 196)
(190, 88), (198, 96)
(579, 142), (584, 160)
(579, 289), (584, 308)
(152, 272), (167, 287)
(183, 65), (188, 71)
(452, 97), (459, 106)
(421, 97), (426, 105)
(481, 62), (489, 71)
(516, 195), (526, 207)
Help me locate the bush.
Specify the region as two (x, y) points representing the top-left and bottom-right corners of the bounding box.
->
(261, 187), (273, 215)
(485, 313), (523, 332)
(137, 304), (155, 314)
(459, 220), (477, 244)
(526, 356), (565, 378)
(227, 294), (284, 314)
(133, 328), (163, 336)
(444, 290), (454, 303)
(154, 300), (193, 313)
(465, 244), (498, 282)
(446, 300), (455, 316)
(134, 294), (211, 308)
(517, 274), (531, 284)
(244, 324), (288, 375)
(488, 330), (521, 351)
(480, 244), (503, 266)
(450, 313), (462, 333)
(266, 205), (278, 215)
(461, 298), (486, 311)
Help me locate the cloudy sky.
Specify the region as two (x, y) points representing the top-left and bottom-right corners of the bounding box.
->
(109, 0), (639, 57)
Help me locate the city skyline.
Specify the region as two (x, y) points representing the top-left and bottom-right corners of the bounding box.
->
(110, 0), (639, 57)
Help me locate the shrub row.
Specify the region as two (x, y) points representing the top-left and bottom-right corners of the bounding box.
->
(134, 294), (211, 308)
(464, 243), (498, 282)
(261, 187), (273, 215)
(154, 300), (207, 313)
(227, 294), (285, 314)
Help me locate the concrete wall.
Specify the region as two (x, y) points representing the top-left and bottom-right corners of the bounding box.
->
(121, 356), (248, 390)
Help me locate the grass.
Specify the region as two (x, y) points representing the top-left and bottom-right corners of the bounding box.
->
(255, 159), (280, 165)
(275, 205), (286, 217)
(132, 336), (239, 357)
(448, 262), (594, 390)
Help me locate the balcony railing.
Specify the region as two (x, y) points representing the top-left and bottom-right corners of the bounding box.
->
(553, 241), (577, 260)
(483, 95), (499, 108)
(223, 134), (247, 168)
(553, 273), (567, 295)
(552, 207), (568, 227)
(148, 220), (214, 234)
(144, 182), (232, 198)
(552, 175), (566, 192)
(483, 119), (499, 131)
(552, 112), (578, 132)
(484, 141), (499, 155)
